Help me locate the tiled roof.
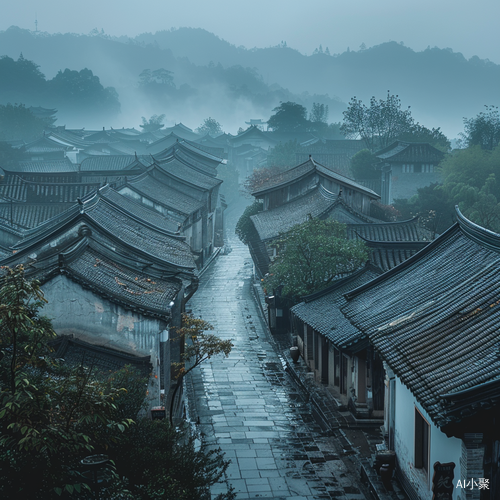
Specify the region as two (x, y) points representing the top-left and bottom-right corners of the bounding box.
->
(364, 240), (428, 272)
(63, 245), (182, 315)
(250, 187), (338, 241)
(375, 141), (445, 163)
(296, 139), (365, 155)
(342, 209), (500, 427)
(97, 185), (183, 233)
(0, 202), (72, 229)
(79, 155), (151, 171)
(251, 158), (379, 198)
(0, 175), (100, 203)
(13, 158), (78, 173)
(10, 238), (183, 319)
(291, 265), (381, 349)
(13, 192), (196, 271)
(152, 141), (222, 177)
(251, 159), (315, 195)
(81, 194), (195, 269)
(346, 218), (433, 242)
(155, 157), (222, 191)
(121, 171), (204, 216)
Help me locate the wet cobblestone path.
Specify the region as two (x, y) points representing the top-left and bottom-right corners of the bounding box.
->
(186, 204), (368, 500)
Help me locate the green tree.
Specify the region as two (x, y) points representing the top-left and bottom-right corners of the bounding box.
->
(0, 103), (47, 142)
(0, 54), (46, 96)
(265, 218), (368, 297)
(397, 123), (451, 151)
(140, 114), (166, 132)
(310, 102), (329, 124)
(0, 140), (25, 168)
(341, 91), (414, 150)
(461, 105), (500, 150)
(47, 68), (120, 114)
(267, 139), (298, 167)
(111, 419), (235, 500)
(349, 149), (379, 180)
(235, 201), (263, 244)
(169, 313), (232, 424)
(0, 265), (133, 498)
(196, 117), (223, 136)
(267, 101), (308, 134)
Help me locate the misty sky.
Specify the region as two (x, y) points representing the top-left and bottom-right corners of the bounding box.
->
(2, 0), (500, 63)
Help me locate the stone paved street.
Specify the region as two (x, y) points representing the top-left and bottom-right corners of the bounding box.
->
(186, 202), (369, 500)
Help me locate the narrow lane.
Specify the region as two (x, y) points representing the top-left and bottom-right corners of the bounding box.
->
(187, 203), (367, 500)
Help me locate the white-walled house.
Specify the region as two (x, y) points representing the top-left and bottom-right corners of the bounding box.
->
(0, 189), (197, 417)
(343, 209), (500, 500)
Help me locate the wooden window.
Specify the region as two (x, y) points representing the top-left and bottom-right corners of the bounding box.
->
(415, 408), (430, 472)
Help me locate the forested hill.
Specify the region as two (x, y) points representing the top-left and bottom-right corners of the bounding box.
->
(136, 28), (500, 134)
(1, 25), (499, 134)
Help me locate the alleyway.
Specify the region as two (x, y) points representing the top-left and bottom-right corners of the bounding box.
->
(186, 200), (370, 500)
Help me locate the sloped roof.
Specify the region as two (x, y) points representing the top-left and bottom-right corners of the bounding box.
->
(120, 170), (204, 216)
(346, 217), (433, 242)
(13, 158), (78, 173)
(363, 239), (429, 273)
(96, 185), (183, 233)
(154, 157), (222, 191)
(375, 141), (445, 163)
(4, 238), (182, 319)
(0, 175), (100, 203)
(79, 155), (151, 171)
(291, 265), (381, 349)
(21, 135), (72, 153)
(12, 190), (196, 272)
(296, 139), (365, 155)
(342, 208), (500, 428)
(152, 140), (223, 177)
(250, 185), (338, 241)
(251, 158), (379, 198)
(0, 202), (73, 229)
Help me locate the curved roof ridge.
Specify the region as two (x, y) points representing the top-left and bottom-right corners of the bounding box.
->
(348, 215), (420, 227)
(456, 206), (500, 252)
(356, 234), (430, 249)
(318, 183), (337, 201)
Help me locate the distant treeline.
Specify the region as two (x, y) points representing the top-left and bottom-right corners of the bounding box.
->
(0, 54), (120, 120)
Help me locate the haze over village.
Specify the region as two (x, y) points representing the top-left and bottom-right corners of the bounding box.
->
(1, 2), (500, 499)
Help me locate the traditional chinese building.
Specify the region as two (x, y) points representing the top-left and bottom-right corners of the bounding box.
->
(342, 208), (500, 499)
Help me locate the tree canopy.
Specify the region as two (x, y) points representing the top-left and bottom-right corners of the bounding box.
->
(341, 91), (414, 151)
(140, 114), (166, 132)
(196, 117), (223, 136)
(393, 144), (500, 234)
(461, 105), (500, 150)
(0, 54), (121, 123)
(265, 218), (368, 297)
(267, 101), (308, 134)
(349, 149), (379, 180)
(0, 104), (48, 142)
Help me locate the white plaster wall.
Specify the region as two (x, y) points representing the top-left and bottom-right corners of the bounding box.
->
(41, 275), (165, 406)
(394, 377), (462, 500)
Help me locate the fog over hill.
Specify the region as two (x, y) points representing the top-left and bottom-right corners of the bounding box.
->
(1, 26), (499, 137)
